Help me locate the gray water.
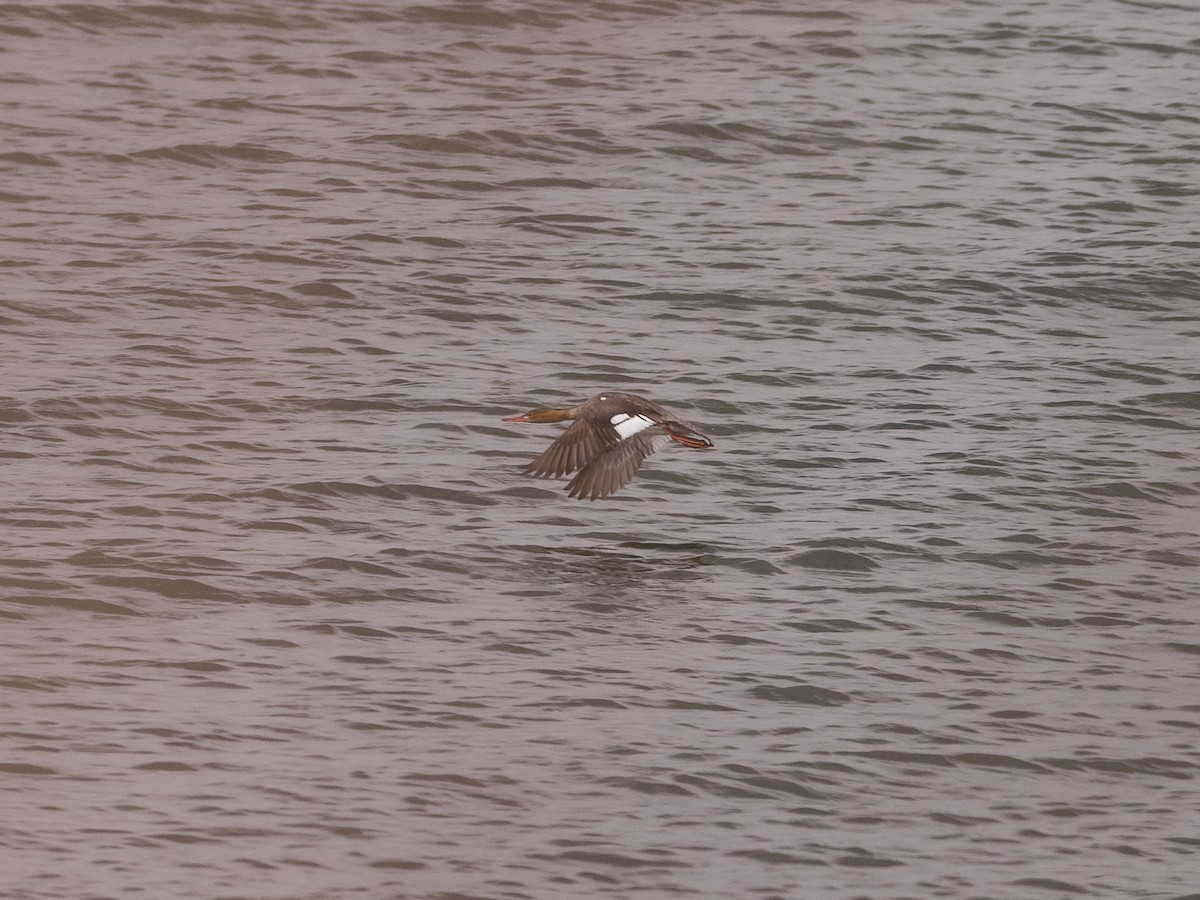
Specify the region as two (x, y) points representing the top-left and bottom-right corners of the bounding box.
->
(2, 1), (1199, 898)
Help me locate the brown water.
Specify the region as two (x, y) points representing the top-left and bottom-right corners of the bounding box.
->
(2, 2), (1199, 898)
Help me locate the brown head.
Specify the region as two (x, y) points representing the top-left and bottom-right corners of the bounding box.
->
(502, 405), (576, 424)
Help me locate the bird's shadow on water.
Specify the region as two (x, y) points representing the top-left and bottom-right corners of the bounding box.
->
(500, 541), (719, 611)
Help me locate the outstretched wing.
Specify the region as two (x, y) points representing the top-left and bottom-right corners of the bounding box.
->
(565, 433), (671, 500)
(521, 416), (619, 479)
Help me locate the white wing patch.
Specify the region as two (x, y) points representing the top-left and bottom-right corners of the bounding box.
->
(612, 413), (656, 439)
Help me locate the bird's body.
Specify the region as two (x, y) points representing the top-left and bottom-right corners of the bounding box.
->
(502, 391), (713, 500)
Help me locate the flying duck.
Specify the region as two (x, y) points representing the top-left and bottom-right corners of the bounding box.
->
(503, 391), (713, 500)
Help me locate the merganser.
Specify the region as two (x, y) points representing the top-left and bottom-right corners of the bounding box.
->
(502, 391), (713, 500)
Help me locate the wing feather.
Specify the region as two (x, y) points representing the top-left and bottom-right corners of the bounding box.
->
(521, 416), (617, 479)
(565, 433), (670, 500)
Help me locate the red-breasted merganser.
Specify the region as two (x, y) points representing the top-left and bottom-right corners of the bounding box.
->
(502, 391), (713, 500)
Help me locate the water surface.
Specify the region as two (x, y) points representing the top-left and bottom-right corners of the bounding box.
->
(1, 1), (1198, 898)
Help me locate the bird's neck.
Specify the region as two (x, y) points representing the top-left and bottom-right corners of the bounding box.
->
(525, 406), (576, 424)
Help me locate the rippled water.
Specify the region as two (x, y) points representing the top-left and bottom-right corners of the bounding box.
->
(2, 1), (1199, 898)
